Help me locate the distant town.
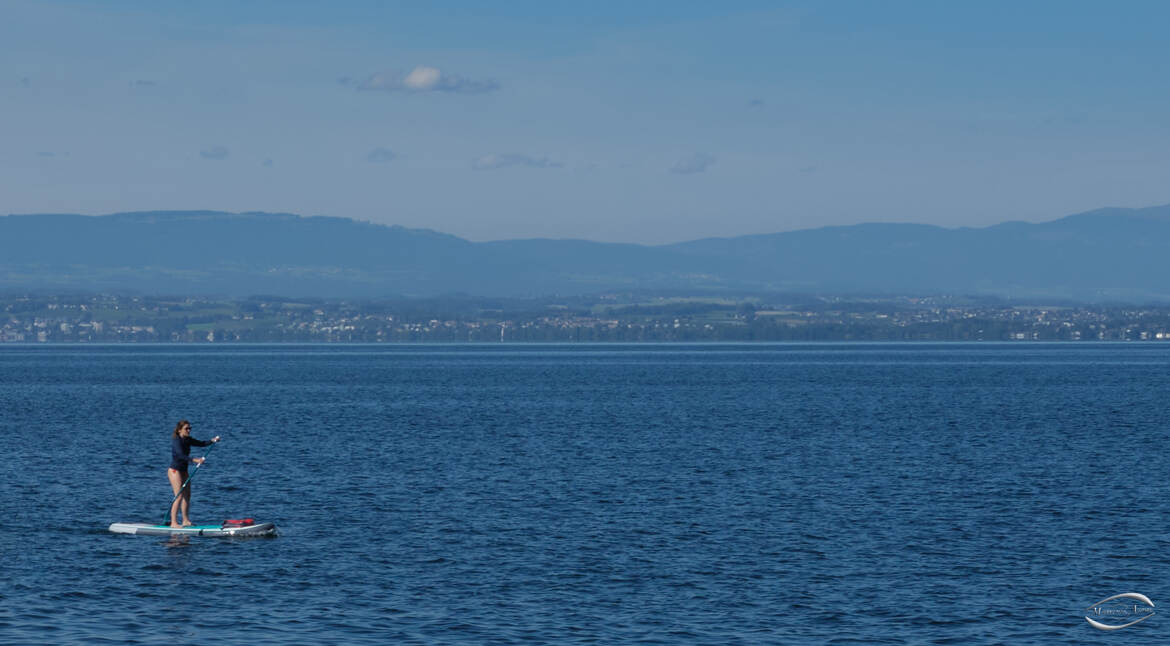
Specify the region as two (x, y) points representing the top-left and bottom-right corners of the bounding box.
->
(5, 292), (1170, 343)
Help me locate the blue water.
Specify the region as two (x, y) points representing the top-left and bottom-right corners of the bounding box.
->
(2, 344), (1169, 644)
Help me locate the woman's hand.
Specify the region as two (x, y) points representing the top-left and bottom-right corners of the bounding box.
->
(193, 457), (206, 465)
(212, 436), (221, 443)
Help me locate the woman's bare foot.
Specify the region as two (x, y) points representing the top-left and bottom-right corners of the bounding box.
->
(181, 520), (193, 527)
(170, 522), (183, 529)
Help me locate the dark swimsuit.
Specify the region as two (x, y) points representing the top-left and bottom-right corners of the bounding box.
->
(171, 434), (212, 476)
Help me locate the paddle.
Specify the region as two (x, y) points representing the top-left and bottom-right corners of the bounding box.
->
(162, 440), (217, 526)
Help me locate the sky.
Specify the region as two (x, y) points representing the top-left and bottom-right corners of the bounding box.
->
(3, 0), (1170, 244)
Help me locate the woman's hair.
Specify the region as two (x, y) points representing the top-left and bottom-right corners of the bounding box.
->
(172, 420), (191, 437)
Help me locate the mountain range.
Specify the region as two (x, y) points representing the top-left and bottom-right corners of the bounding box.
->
(3, 206), (1170, 301)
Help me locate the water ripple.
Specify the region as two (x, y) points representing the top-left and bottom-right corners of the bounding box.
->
(3, 344), (1170, 643)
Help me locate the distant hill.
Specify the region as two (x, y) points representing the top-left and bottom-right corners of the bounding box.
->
(3, 206), (1170, 301)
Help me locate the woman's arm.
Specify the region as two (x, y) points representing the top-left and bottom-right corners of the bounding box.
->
(189, 436), (218, 448)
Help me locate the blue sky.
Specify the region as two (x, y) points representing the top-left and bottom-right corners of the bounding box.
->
(3, 1), (1170, 243)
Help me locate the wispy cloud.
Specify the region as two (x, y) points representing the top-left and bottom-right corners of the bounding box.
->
(669, 153), (716, 175)
(356, 65), (499, 94)
(472, 153), (563, 170)
(199, 146), (229, 160)
(366, 147), (397, 163)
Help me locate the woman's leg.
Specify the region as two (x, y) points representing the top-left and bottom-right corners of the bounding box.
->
(181, 483), (193, 526)
(168, 468), (185, 528)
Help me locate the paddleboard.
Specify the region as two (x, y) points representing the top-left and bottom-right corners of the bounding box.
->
(108, 521), (276, 537)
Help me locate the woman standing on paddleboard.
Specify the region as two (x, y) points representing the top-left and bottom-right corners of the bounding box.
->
(169, 420), (220, 528)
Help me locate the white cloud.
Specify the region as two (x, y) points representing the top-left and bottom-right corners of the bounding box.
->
(403, 66), (441, 90)
(472, 153), (563, 170)
(357, 65), (498, 94)
(669, 152), (716, 175)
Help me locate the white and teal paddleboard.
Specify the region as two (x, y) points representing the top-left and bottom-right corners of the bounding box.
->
(108, 521), (276, 537)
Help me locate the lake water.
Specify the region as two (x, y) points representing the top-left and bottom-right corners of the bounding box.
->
(1, 344), (1169, 644)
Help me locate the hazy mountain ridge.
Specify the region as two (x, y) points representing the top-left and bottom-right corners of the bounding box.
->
(3, 206), (1169, 301)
